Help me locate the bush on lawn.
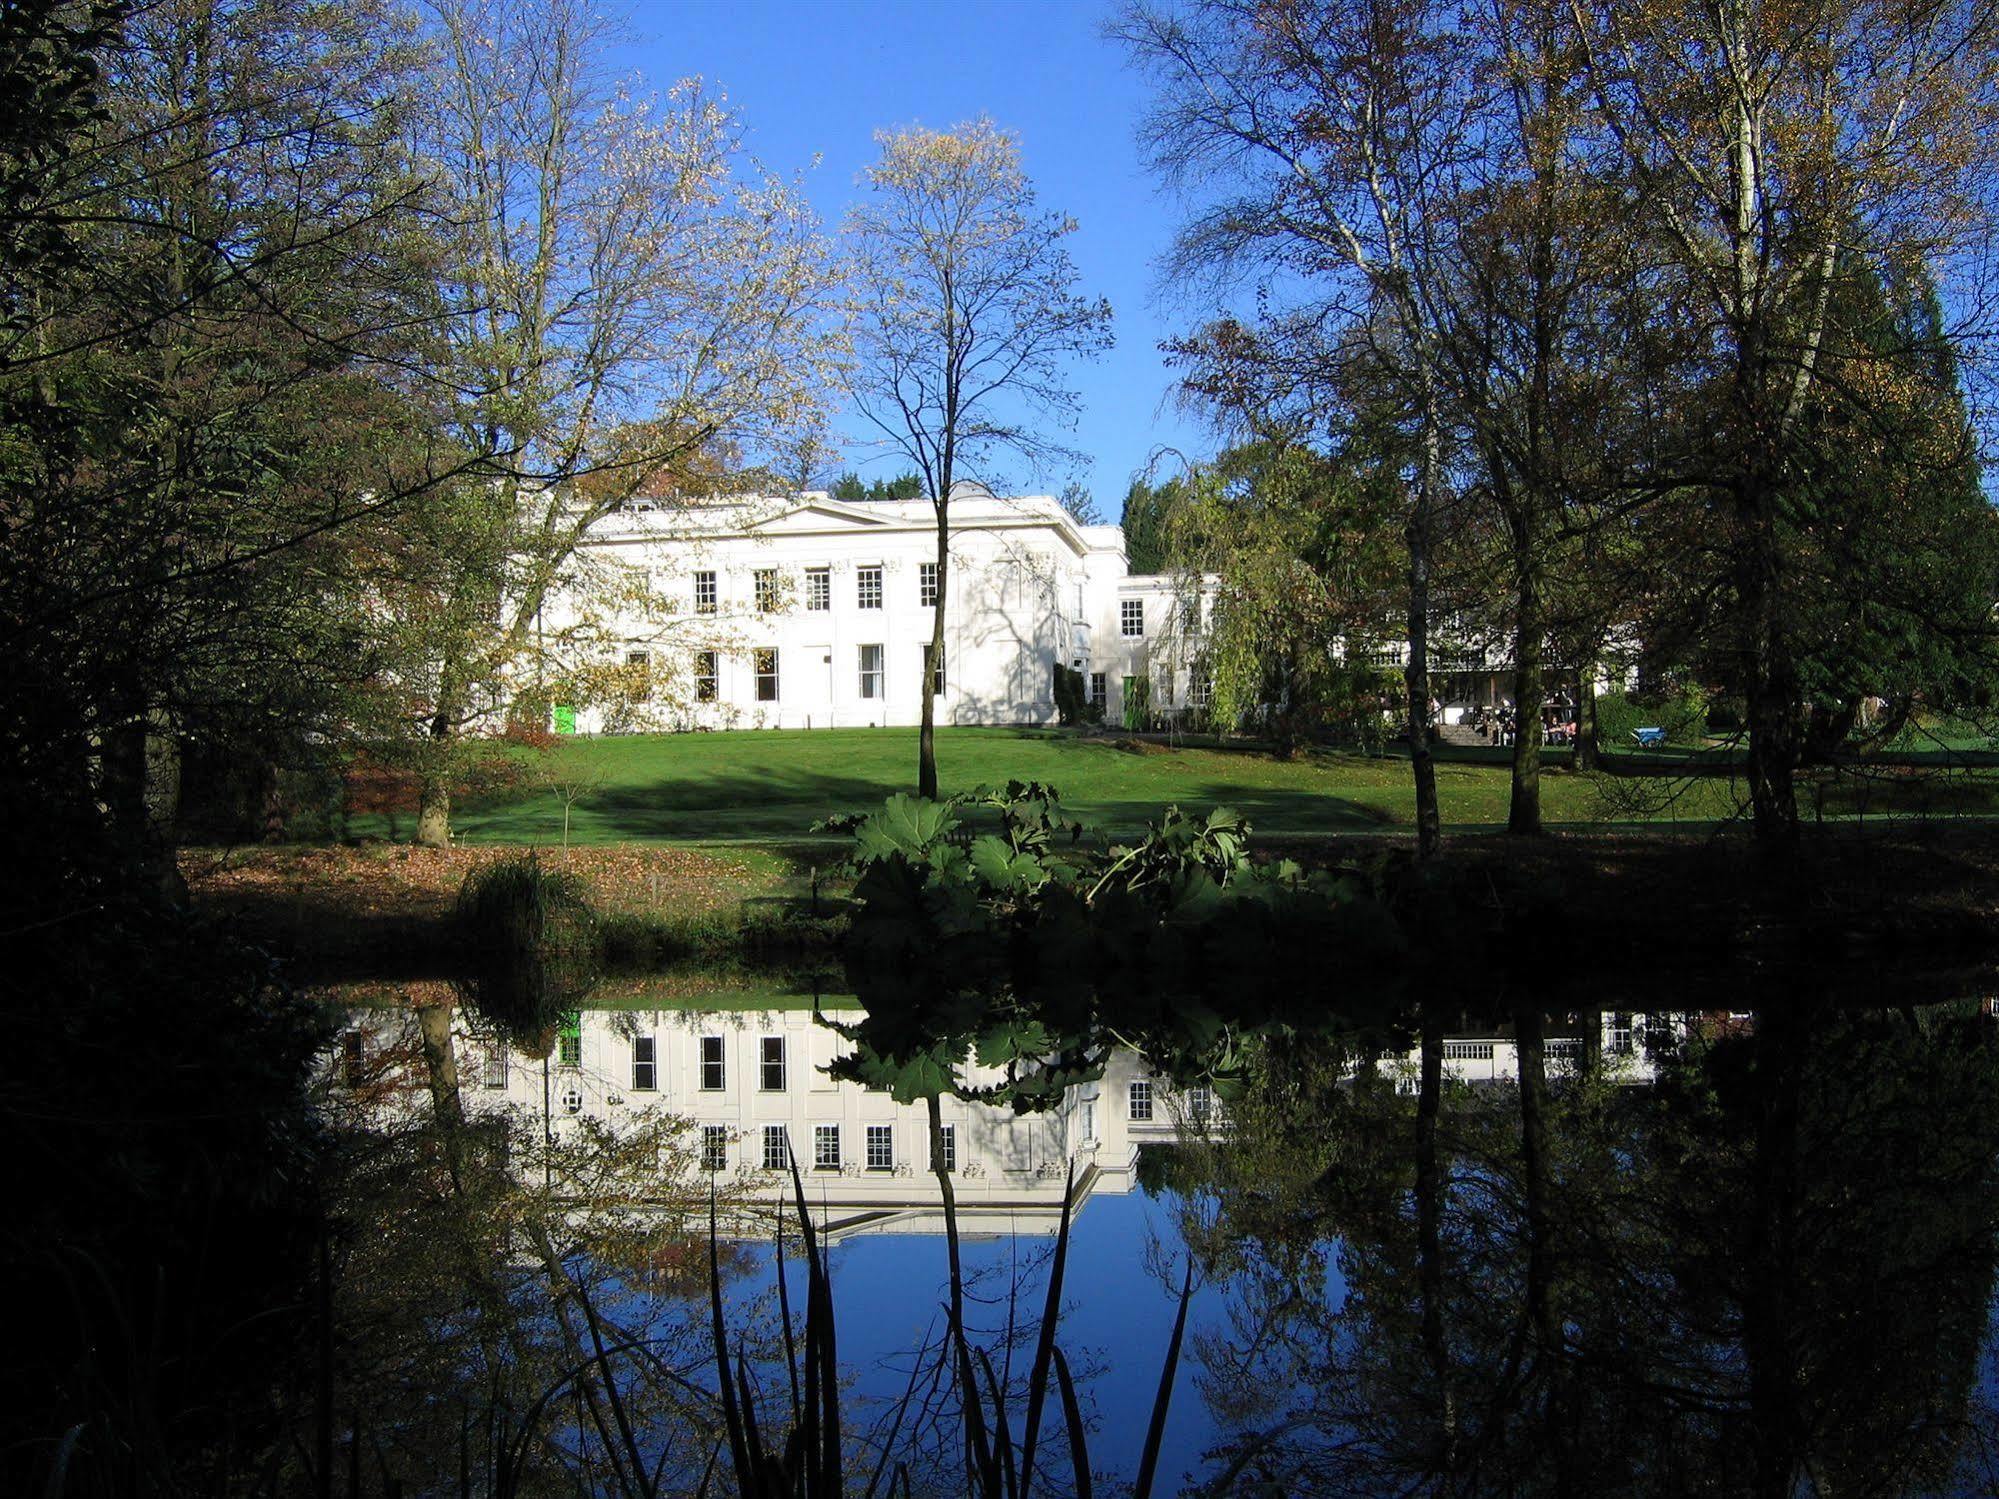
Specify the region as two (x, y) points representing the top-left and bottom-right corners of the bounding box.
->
(455, 852), (599, 1044)
(1596, 685), (1710, 748)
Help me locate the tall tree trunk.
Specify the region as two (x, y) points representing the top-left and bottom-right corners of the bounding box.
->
(1573, 655), (1601, 772)
(415, 678), (459, 848)
(1405, 412), (1443, 859)
(1509, 512), (1546, 835)
(920, 515), (947, 799)
(1738, 469), (1802, 842)
(1727, 53), (1802, 845)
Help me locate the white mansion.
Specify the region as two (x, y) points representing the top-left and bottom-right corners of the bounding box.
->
(543, 489), (1208, 733)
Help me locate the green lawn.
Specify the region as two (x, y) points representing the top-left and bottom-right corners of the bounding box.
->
(429, 727), (1783, 844)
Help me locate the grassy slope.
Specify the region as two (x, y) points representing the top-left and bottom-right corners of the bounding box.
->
(421, 726), (1776, 844)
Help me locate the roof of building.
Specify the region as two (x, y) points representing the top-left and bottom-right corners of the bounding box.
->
(595, 489), (1127, 560)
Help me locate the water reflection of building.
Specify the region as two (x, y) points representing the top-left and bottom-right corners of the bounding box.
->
(334, 1007), (1215, 1241)
(1386, 1011), (1704, 1089)
(332, 1007), (1709, 1238)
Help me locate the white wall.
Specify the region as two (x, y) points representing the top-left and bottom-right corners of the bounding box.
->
(536, 493), (1214, 734)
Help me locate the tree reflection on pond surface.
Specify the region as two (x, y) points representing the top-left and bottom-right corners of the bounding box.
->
(320, 985), (1999, 1495)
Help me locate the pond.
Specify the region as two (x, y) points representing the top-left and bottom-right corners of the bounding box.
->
(321, 989), (1999, 1495)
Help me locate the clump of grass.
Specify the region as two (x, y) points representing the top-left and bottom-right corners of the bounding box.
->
(455, 851), (600, 1043)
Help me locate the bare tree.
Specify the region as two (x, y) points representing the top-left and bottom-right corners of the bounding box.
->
(1116, 0), (1486, 858)
(1571, 0), (1999, 838)
(842, 118), (1112, 798)
(403, 0), (833, 845)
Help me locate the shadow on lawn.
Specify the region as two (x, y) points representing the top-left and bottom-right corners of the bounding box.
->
(468, 767), (902, 841)
(460, 757), (1410, 840)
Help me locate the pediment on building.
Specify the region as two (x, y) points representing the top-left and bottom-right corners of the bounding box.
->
(748, 500), (899, 534)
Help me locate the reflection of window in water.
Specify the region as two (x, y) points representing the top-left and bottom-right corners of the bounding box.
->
(701, 1125), (728, 1172)
(762, 1125), (789, 1171)
(1128, 1079), (1153, 1121)
(481, 1039), (507, 1089)
(700, 1035), (725, 1090)
(760, 1036), (786, 1092)
(866, 1124), (893, 1171)
(935, 1123), (956, 1173)
(815, 1123), (841, 1171)
(631, 1036), (656, 1091)
(560, 1086), (583, 1115)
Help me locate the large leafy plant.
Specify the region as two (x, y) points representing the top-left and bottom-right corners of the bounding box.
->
(816, 782), (1407, 1107)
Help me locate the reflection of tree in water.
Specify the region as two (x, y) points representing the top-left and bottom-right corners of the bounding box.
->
(321, 1002), (739, 1495)
(1178, 1001), (1999, 1496)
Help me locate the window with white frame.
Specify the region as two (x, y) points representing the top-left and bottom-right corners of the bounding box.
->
(935, 1123), (956, 1174)
(928, 644), (945, 695)
(694, 650), (718, 702)
(701, 1125), (728, 1172)
(858, 643), (883, 700)
(694, 570), (717, 614)
(1608, 1013), (1635, 1055)
(857, 565), (883, 609)
(1089, 673), (1106, 714)
(481, 1039), (507, 1089)
(762, 1125), (790, 1171)
(699, 1035), (725, 1091)
(560, 1086), (583, 1115)
(919, 561), (938, 607)
(865, 1124), (893, 1171)
(1189, 666), (1212, 710)
(754, 569), (779, 613)
(1186, 1085), (1214, 1126)
(805, 566), (830, 611)
(754, 648), (779, 702)
(624, 648), (653, 699)
(1128, 1079), (1154, 1121)
(1121, 599), (1144, 637)
(631, 1036), (657, 1092)
(759, 1036), (785, 1092)
(814, 1123), (841, 1171)
(558, 1015), (581, 1068)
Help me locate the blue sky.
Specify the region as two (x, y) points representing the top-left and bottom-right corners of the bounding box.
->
(616, 0), (1221, 511)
